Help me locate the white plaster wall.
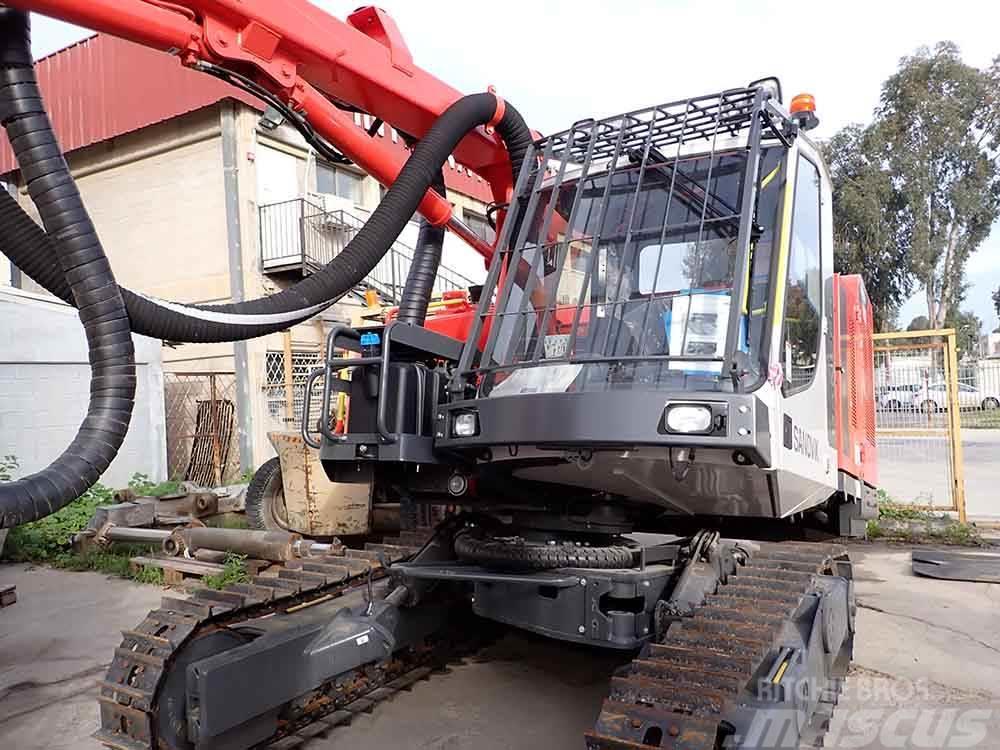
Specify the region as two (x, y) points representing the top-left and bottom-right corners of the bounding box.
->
(0, 288), (167, 487)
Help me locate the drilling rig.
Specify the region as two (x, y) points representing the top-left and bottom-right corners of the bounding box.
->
(0, 2), (876, 748)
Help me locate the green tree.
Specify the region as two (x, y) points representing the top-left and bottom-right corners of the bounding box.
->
(824, 125), (910, 332)
(945, 308), (982, 356)
(875, 43), (1000, 329)
(993, 285), (1000, 324)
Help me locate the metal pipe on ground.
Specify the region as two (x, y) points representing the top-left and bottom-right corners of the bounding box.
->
(103, 526), (173, 545)
(163, 527), (338, 561)
(165, 528), (302, 560)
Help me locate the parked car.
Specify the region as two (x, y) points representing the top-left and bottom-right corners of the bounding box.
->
(877, 384), (919, 411)
(911, 382), (1000, 412)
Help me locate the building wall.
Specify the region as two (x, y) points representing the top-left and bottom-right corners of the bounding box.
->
(0, 287), (167, 487)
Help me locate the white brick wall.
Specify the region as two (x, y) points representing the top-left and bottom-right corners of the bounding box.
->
(0, 287), (167, 487)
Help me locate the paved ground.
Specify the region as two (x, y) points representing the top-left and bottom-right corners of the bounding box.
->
(2, 544), (999, 749)
(878, 428), (1000, 520)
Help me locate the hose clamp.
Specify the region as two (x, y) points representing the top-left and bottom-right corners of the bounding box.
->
(485, 85), (505, 135)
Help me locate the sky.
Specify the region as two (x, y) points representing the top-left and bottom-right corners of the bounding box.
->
(26, 0), (1000, 331)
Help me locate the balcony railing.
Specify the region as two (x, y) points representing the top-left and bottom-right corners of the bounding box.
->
(259, 198), (478, 303)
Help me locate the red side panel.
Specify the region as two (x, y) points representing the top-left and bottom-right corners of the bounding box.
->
(833, 274), (878, 486)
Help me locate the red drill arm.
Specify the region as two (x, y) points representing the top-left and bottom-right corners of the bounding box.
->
(4, 0), (517, 259)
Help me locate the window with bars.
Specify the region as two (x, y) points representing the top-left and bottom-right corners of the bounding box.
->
(263, 349), (324, 422)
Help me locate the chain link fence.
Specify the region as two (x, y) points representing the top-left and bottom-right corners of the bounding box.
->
(163, 372), (241, 486)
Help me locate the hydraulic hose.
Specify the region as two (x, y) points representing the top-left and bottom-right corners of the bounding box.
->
(0, 97), (532, 343)
(396, 172), (446, 325)
(0, 10), (136, 528)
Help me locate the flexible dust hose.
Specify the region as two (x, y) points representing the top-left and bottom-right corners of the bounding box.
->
(0, 9), (136, 528)
(396, 172), (447, 325)
(0, 97), (532, 343)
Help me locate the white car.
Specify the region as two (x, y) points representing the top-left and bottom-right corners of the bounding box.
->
(877, 384), (919, 411)
(911, 382), (1000, 412)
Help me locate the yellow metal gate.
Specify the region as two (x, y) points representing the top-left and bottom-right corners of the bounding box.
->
(872, 328), (966, 521)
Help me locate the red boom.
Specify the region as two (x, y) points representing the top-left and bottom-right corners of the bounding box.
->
(4, 0), (520, 259)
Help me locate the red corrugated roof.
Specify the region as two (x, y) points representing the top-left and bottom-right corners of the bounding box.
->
(0, 34), (492, 202)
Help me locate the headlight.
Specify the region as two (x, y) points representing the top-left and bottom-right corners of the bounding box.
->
(665, 404), (713, 434)
(452, 412), (479, 437)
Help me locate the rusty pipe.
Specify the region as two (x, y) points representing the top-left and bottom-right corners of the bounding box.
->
(165, 528), (301, 561)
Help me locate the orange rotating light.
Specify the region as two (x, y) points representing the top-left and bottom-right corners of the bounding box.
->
(789, 93), (819, 130)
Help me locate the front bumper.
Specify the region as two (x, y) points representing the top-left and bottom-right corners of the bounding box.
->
(435, 390), (772, 466)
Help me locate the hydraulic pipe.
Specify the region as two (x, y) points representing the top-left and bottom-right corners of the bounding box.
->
(396, 171), (447, 325)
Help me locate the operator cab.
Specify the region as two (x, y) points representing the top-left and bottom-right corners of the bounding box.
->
(317, 80), (870, 533)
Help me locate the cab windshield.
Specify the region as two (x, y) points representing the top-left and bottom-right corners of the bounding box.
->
(479, 145), (785, 398)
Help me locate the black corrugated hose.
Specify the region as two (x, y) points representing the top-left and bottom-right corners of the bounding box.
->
(0, 93), (531, 344)
(396, 172), (446, 325)
(0, 8), (532, 526)
(0, 10), (136, 527)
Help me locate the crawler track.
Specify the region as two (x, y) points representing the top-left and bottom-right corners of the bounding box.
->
(94, 532), (471, 750)
(585, 542), (852, 750)
(97, 539), (851, 750)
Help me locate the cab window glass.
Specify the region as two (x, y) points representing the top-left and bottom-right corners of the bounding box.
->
(781, 157), (822, 393)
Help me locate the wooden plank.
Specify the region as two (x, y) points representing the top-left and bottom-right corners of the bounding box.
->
(0, 584), (16, 607)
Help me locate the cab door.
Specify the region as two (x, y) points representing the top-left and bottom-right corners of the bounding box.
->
(772, 147), (838, 514)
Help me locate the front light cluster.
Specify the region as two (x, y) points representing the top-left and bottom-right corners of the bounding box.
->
(664, 404), (713, 434)
(452, 411), (479, 437)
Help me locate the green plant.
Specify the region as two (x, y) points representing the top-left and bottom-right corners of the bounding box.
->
(209, 513), (248, 530)
(202, 553), (249, 590)
(54, 548), (134, 577)
(131, 564), (165, 585)
(878, 503), (934, 522)
(128, 472), (183, 498)
(4, 483), (114, 561)
(867, 493), (984, 547)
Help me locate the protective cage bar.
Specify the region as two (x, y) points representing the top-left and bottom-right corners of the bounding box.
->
(453, 85), (784, 397)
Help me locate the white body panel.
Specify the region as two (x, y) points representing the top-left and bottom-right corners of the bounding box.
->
(762, 139), (839, 517)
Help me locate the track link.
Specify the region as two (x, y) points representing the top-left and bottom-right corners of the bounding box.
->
(585, 542), (852, 750)
(94, 532), (465, 750)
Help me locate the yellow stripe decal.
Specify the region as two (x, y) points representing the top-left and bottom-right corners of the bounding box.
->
(741, 244), (753, 313)
(741, 165), (784, 315)
(771, 155), (798, 333)
(760, 165), (780, 190)
(772, 658), (790, 685)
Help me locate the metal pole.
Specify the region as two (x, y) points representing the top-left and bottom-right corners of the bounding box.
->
(390, 247), (398, 302)
(945, 331), (967, 523)
(282, 331), (296, 425)
(221, 102), (254, 475)
(210, 374), (222, 487)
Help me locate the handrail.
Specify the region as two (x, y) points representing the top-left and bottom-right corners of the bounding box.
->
(259, 198), (480, 303)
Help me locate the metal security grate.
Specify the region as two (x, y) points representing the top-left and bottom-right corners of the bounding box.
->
(456, 85), (788, 397)
(264, 349), (324, 423)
